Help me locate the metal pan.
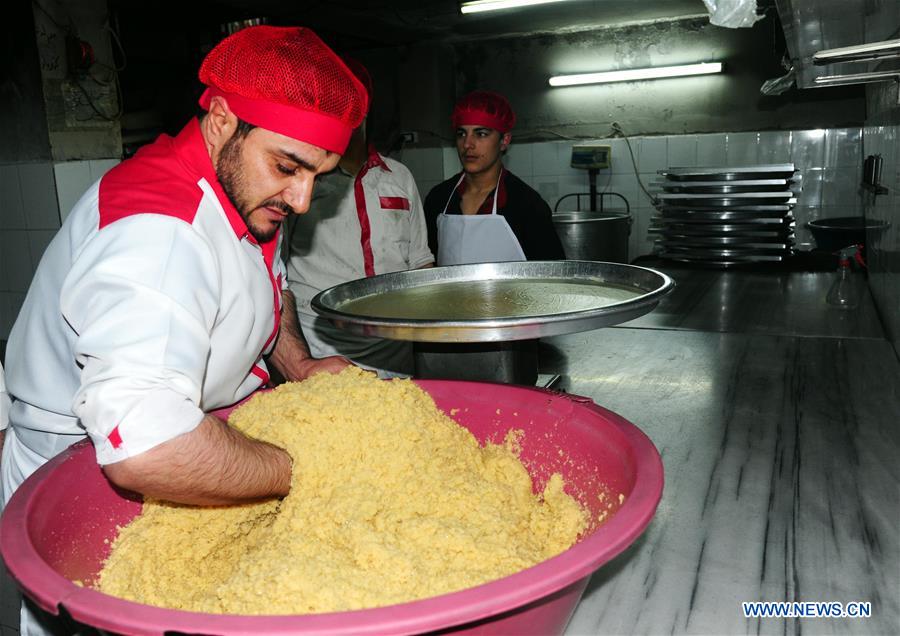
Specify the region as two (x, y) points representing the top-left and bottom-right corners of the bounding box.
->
(659, 253), (790, 266)
(657, 204), (793, 213)
(311, 261), (674, 343)
(650, 228), (792, 239)
(652, 221), (795, 233)
(651, 216), (794, 227)
(656, 192), (796, 204)
(657, 236), (792, 248)
(658, 163), (796, 181)
(656, 210), (794, 222)
(658, 244), (793, 257)
(660, 179), (795, 194)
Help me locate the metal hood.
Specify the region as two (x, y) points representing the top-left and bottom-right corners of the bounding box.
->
(775, 0), (900, 89)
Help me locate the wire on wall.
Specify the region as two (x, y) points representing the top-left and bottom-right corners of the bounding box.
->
(610, 122), (658, 206)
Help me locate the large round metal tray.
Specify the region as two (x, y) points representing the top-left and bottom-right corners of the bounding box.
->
(311, 261), (674, 343)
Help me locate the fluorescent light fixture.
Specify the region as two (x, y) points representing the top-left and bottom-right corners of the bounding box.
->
(549, 62), (723, 87)
(460, 0), (572, 15)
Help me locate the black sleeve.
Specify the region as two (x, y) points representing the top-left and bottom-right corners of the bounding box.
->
(424, 178), (458, 258)
(501, 177), (566, 261)
(423, 185), (442, 258)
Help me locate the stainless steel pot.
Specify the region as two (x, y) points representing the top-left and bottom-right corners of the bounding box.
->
(552, 211), (631, 263)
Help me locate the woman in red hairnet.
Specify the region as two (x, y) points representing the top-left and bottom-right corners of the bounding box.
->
(424, 90), (564, 265)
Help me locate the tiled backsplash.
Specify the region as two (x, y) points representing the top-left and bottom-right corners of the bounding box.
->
(0, 159), (119, 340)
(400, 127), (864, 262)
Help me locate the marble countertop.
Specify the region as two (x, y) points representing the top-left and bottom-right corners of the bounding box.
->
(542, 265), (899, 635)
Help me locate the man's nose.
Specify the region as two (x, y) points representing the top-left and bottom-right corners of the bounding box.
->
(283, 177), (314, 214)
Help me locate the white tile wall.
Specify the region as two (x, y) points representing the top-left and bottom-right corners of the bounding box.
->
(0, 166), (26, 231)
(0, 158), (119, 340)
(19, 163), (60, 230)
(667, 136), (698, 167)
(442, 147), (460, 179)
(54, 161), (92, 224)
(606, 139), (632, 174)
(504, 143), (533, 177)
(0, 162), (58, 339)
(637, 137), (666, 173)
(696, 134), (726, 166)
(90, 159), (120, 181)
(398, 148), (443, 185)
(0, 293), (26, 344)
(397, 126), (864, 263)
(725, 131), (760, 166)
(27, 230), (56, 272)
(758, 131), (792, 163)
(791, 129), (827, 168)
(0, 230), (33, 293)
(54, 159), (121, 224)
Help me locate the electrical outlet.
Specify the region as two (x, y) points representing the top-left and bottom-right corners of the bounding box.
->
(400, 131), (418, 144)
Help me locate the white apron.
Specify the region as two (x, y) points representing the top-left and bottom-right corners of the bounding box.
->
(436, 172), (526, 266)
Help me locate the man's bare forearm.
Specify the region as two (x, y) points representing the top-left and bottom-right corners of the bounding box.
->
(268, 289), (311, 379)
(102, 415), (292, 505)
(269, 289), (350, 380)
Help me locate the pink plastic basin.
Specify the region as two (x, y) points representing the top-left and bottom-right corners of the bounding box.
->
(0, 381), (663, 635)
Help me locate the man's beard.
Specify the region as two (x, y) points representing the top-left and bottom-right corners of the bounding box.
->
(216, 134), (294, 243)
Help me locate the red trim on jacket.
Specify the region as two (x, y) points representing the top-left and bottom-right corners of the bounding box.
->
(379, 196), (410, 210)
(98, 119), (260, 245)
(250, 363), (270, 386)
(108, 426), (123, 449)
(98, 118), (284, 382)
(353, 147), (393, 277)
(261, 272), (282, 353)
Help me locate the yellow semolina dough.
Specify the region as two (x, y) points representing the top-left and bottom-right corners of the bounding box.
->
(99, 367), (589, 615)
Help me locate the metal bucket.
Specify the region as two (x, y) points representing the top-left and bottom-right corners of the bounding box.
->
(552, 211), (632, 263)
(807, 216), (890, 252)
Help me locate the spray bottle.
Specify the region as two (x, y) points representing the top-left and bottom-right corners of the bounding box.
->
(826, 244), (865, 310)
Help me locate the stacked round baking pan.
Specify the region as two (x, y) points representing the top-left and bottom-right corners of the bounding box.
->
(650, 163), (799, 267)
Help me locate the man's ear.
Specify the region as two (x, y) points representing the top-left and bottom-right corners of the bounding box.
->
(202, 95), (239, 155)
(500, 132), (512, 152)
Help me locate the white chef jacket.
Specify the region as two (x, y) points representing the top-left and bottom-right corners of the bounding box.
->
(285, 148), (433, 375)
(2, 119), (284, 488)
(0, 363), (9, 433)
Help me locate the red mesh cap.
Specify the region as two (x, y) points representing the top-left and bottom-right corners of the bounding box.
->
(342, 57), (373, 102)
(198, 26), (369, 154)
(451, 90), (516, 134)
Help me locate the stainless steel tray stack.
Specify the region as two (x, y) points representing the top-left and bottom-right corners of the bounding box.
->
(650, 163), (799, 267)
